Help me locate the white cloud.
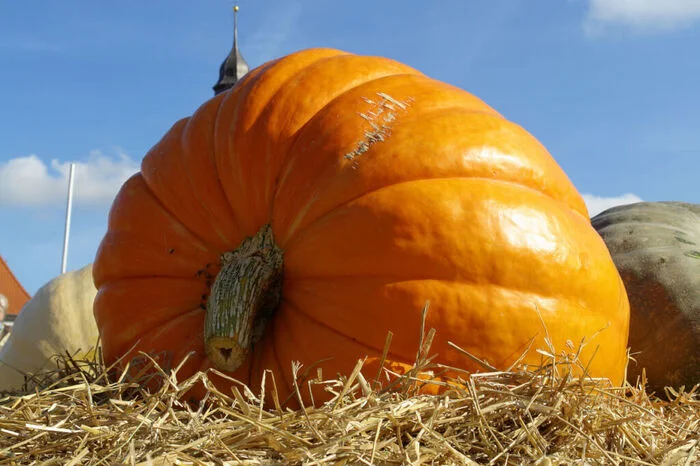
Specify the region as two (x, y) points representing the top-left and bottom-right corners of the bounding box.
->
(582, 193), (643, 217)
(0, 37), (65, 53)
(244, 0), (303, 63)
(0, 150), (139, 207)
(584, 0), (700, 33)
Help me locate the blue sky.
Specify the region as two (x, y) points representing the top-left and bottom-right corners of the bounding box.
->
(1, 0), (699, 295)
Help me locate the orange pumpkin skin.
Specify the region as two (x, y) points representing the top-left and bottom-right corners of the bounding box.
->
(93, 48), (630, 405)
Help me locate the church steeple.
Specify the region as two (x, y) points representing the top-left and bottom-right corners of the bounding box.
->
(213, 5), (250, 95)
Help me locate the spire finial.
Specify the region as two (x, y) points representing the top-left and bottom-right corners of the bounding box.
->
(233, 5), (240, 49)
(213, 4), (250, 95)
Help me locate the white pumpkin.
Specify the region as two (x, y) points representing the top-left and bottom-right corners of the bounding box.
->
(0, 263), (99, 392)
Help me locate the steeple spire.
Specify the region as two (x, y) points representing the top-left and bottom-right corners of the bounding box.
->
(213, 5), (250, 95)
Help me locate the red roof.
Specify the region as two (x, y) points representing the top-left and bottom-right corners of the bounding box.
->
(0, 255), (31, 316)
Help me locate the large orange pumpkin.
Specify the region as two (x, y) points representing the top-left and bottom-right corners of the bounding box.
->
(93, 48), (630, 405)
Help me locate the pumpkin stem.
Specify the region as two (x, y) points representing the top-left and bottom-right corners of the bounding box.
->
(204, 224), (283, 372)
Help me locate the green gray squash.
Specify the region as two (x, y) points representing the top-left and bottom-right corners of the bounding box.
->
(591, 201), (699, 394)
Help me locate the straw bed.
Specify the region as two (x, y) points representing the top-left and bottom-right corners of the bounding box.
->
(1, 332), (698, 465)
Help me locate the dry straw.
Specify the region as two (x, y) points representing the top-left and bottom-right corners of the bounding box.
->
(1, 308), (698, 465)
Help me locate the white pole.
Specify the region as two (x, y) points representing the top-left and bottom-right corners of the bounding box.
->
(61, 163), (76, 274)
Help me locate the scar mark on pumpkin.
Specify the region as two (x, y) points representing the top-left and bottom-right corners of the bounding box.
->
(674, 235), (696, 246)
(344, 92), (412, 168)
